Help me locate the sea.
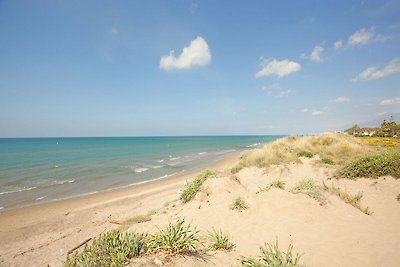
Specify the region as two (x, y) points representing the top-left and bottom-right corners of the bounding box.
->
(0, 136), (281, 211)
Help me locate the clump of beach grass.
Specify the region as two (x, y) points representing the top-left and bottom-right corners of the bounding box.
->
(124, 214), (151, 225)
(232, 133), (371, 173)
(180, 169), (215, 204)
(323, 182), (372, 215)
(257, 179), (286, 193)
(297, 150), (314, 158)
(207, 228), (233, 251)
(338, 148), (400, 179)
(240, 239), (303, 267)
(148, 218), (201, 254)
(291, 179), (327, 206)
(321, 157), (334, 165)
(230, 196), (249, 212)
(65, 231), (147, 267)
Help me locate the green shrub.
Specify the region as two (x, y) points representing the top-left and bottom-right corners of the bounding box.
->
(208, 228), (233, 250)
(338, 149), (400, 179)
(297, 150), (314, 158)
(180, 169), (215, 203)
(240, 239), (303, 267)
(321, 157), (334, 165)
(230, 196), (249, 212)
(65, 231), (146, 267)
(149, 218), (200, 254)
(292, 179), (317, 191)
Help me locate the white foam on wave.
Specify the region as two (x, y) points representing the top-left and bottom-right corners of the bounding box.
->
(246, 143), (261, 148)
(53, 179), (75, 185)
(0, 187), (37, 195)
(0, 207), (4, 210)
(169, 157), (181, 161)
(198, 152), (207, 155)
(134, 167), (149, 173)
(36, 196), (47, 201)
(152, 165), (163, 169)
(157, 159), (164, 163)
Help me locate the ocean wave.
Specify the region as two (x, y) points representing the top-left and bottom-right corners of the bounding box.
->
(52, 179), (75, 185)
(134, 167), (149, 173)
(152, 165), (163, 169)
(246, 143), (261, 148)
(0, 186), (37, 195)
(198, 152), (207, 155)
(156, 159), (164, 163)
(0, 207), (4, 210)
(36, 196), (47, 201)
(169, 157), (181, 161)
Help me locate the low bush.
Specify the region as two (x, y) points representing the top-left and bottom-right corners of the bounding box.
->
(297, 150), (314, 158)
(208, 228), (233, 250)
(257, 179), (286, 193)
(65, 231), (146, 267)
(240, 239), (303, 267)
(291, 179), (327, 206)
(321, 157), (334, 165)
(230, 196), (249, 212)
(148, 218), (200, 254)
(338, 149), (400, 179)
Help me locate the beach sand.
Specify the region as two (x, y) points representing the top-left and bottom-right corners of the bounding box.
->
(1, 154), (400, 266)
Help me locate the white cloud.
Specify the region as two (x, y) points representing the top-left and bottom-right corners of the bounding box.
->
(255, 58), (301, 78)
(334, 40), (343, 50)
(300, 108), (309, 113)
(310, 45), (324, 63)
(159, 36), (211, 70)
(375, 34), (390, 43)
(311, 110), (325, 116)
(277, 89), (296, 97)
(301, 44), (324, 63)
(348, 27), (374, 46)
(352, 58), (400, 81)
(334, 96), (350, 103)
(380, 97), (400, 106)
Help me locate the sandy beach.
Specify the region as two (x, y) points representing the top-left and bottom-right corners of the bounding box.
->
(1, 134), (400, 267)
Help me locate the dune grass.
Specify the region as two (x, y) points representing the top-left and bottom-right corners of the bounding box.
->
(338, 148), (400, 179)
(231, 196), (249, 212)
(148, 218), (201, 254)
(257, 179), (286, 193)
(323, 182), (372, 215)
(207, 228), (233, 251)
(180, 169), (215, 204)
(240, 240), (303, 267)
(321, 157), (334, 165)
(291, 179), (327, 206)
(65, 231), (147, 267)
(232, 133), (371, 173)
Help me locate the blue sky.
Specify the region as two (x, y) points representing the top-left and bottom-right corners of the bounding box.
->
(0, 0), (399, 137)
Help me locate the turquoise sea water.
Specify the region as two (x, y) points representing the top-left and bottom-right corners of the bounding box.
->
(0, 136), (281, 210)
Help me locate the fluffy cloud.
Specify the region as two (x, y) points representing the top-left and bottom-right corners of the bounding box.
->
(352, 58), (400, 81)
(380, 97), (400, 106)
(300, 108), (309, 113)
(159, 36), (211, 70)
(255, 58), (301, 78)
(301, 44), (324, 63)
(334, 40), (343, 50)
(334, 96), (350, 103)
(348, 27), (374, 46)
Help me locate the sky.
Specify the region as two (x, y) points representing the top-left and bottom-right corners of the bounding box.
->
(0, 0), (399, 137)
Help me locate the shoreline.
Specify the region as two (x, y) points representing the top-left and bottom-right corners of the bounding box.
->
(0, 151), (242, 236)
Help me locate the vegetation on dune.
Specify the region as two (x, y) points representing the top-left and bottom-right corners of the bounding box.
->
(65, 231), (147, 267)
(240, 240), (303, 267)
(323, 182), (372, 215)
(345, 118), (400, 138)
(231, 196), (249, 212)
(291, 179), (327, 206)
(232, 133), (371, 173)
(207, 228), (233, 251)
(338, 148), (400, 179)
(257, 179), (286, 193)
(148, 218), (201, 254)
(180, 169), (215, 203)
(321, 157), (334, 165)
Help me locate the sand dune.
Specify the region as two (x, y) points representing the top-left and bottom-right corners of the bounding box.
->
(1, 151), (400, 266)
